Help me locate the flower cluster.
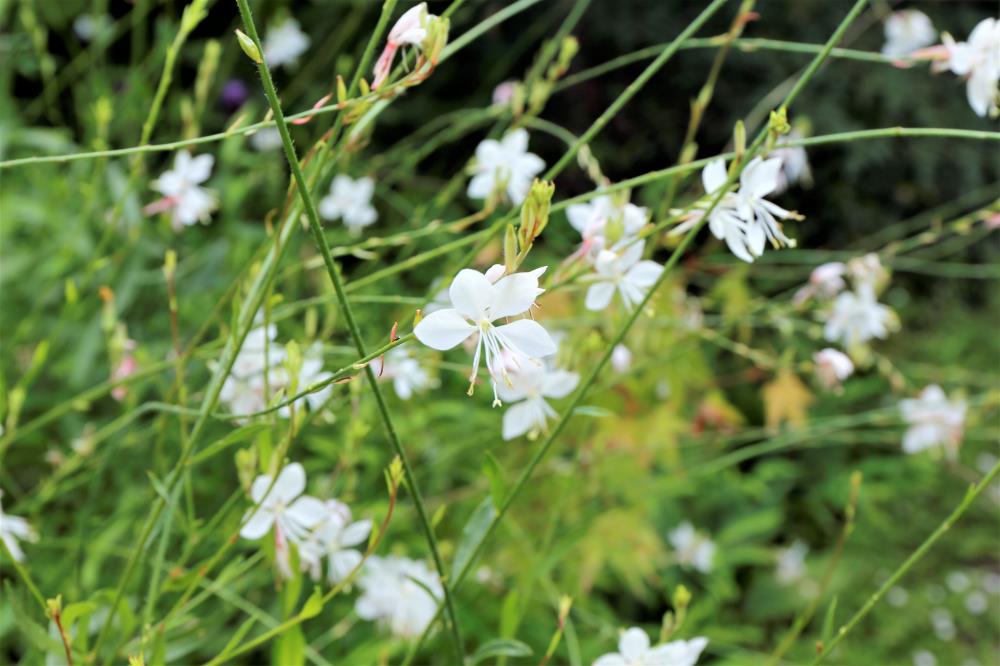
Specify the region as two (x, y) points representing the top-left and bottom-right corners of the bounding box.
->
(355, 555), (444, 637)
(594, 627), (708, 666)
(373, 346), (438, 400)
(319, 174), (378, 235)
(667, 522), (716, 574)
(900, 384), (967, 459)
(148, 150), (217, 230)
(467, 129), (545, 205)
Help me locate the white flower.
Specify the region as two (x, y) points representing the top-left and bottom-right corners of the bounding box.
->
(882, 10), (936, 57)
(263, 18), (310, 68)
(846, 253), (888, 290)
(374, 347), (437, 400)
(240, 463), (327, 577)
(498, 361), (578, 440)
(219, 324), (288, 418)
(250, 127), (283, 152)
(151, 151), (217, 230)
(813, 348), (854, 391)
(930, 608), (956, 641)
(300, 499), (371, 584)
(611, 344), (633, 374)
(822, 285), (894, 347)
(0, 491), (36, 562)
(668, 522), (715, 574)
(794, 262), (847, 304)
(775, 540), (809, 585)
(594, 627), (708, 666)
(414, 266), (556, 402)
(567, 194), (648, 257)
(946, 571), (971, 593)
(888, 586), (910, 607)
(900, 385), (966, 457)
(356, 555), (443, 638)
(771, 130), (813, 194)
(467, 129), (545, 205)
(913, 650), (937, 666)
(585, 240), (663, 312)
(372, 3), (437, 88)
(319, 175), (377, 235)
(965, 591), (988, 615)
(942, 18), (1000, 117)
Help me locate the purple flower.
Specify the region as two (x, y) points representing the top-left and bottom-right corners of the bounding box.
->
(220, 79), (249, 112)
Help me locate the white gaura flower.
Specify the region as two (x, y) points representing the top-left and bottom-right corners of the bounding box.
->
(775, 540), (809, 585)
(286, 343), (334, 414)
(300, 499), (371, 584)
(467, 129), (545, 205)
(219, 324), (288, 418)
(150, 151), (217, 230)
(942, 18), (1000, 117)
(822, 285), (895, 347)
(771, 130), (813, 194)
(611, 344), (633, 374)
(319, 175), (377, 235)
(240, 463), (327, 578)
(372, 2), (435, 89)
(912, 650), (937, 666)
(730, 156), (797, 250)
(900, 384), (966, 457)
(0, 491), (37, 562)
(794, 262), (847, 304)
(374, 347), (438, 400)
(566, 194), (648, 257)
(813, 348), (854, 391)
(882, 10), (936, 57)
(498, 361), (578, 440)
(585, 240), (663, 312)
(593, 627), (709, 666)
(668, 522), (716, 574)
(263, 18), (311, 69)
(356, 555), (443, 638)
(930, 608), (956, 641)
(414, 266), (556, 401)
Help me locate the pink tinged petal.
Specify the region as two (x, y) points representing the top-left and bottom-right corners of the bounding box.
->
(414, 309), (475, 350)
(501, 128), (529, 154)
(627, 261), (663, 288)
(449, 269), (494, 320)
(490, 268), (546, 319)
(741, 157), (782, 199)
(495, 319), (557, 358)
(502, 400), (542, 440)
(702, 158), (728, 193)
(340, 519), (372, 547)
(240, 507), (275, 539)
(585, 282), (616, 311)
(618, 627), (651, 661)
(388, 3), (427, 44)
(372, 44), (398, 89)
(286, 495), (328, 530)
(541, 370), (579, 399)
(273, 462), (307, 502)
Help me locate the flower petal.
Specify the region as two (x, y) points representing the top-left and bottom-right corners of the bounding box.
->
(541, 369), (579, 399)
(467, 173), (495, 200)
(627, 260), (663, 289)
(618, 627), (650, 661)
(585, 282), (616, 311)
(286, 495), (328, 530)
(502, 400), (541, 440)
(702, 158), (728, 194)
(340, 519), (373, 547)
(500, 128), (529, 154)
(328, 549), (363, 583)
(740, 157), (782, 199)
(490, 267), (546, 319)
(414, 308), (475, 350)
(240, 507), (275, 540)
(449, 269), (493, 320)
(273, 462), (307, 502)
(495, 319), (556, 358)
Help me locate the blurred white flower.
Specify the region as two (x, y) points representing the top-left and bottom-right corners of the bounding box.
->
(467, 129), (545, 204)
(930, 608), (956, 641)
(492, 80), (517, 106)
(566, 194), (648, 258)
(150, 151), (217, 230)
(374, 347), (438, 400)
(498, 360), (578, 440)
(356, 555), (442, 638)
(0, 491), (36, 562)
(240, 463), (326, 578)
(882, 10), (936, 57)
(263, 18), (310, 68)
(771, 130), (813, 193)
(975, 452), (998, 474)
(846, 253), (888, 290)
(793, 262), (847, 305)
(319, 175), (377, 235)
(946, 571), (971, 593)
(813, 348), (854, 391)
(414, 266), (556, 402)
(300, 499), (371, 584)
(775, 540), (809, 585)
(984, 573), (1000, 595)
(942, 18), (1000, 117)
(611, 344), (633, 374)
(594, 627), (708, 666)
(250, 127), (283, 152)
(913, 650), (937, 666)
(372, 3), (437, 88)
(73, 14), (110, 42)
(888, 586), (910, 607)
(668, 522), (715, 574)
(284, 343), (334, 414)
(585, 240), (663, 312)
(965, 591), (988, 615)
(822, 285), (894, 347)
(900, 385), (966, 457)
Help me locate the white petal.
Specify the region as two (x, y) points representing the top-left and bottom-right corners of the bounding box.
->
(593, 655), (628, 666)
(627, 260), (663, 289)
(495, 319), (556, 358)
(618, 627), (651, 661)
(702, 158), (728, 193)
(240, 508), (275, 540)
(541, 370), (579, 399)
(273, 462), (307, 502)
(286, 495), (328, 529)
(741, 157), (782, 199)
(467, 173), (495, 200)
(328, 549), (363, 583)
(501, 128), (529, 154)
(566, 203), (593, 234)
(318, 195), (341, 220)
(490, 267), (545, 319)
(474, 139), (503, 166)
(585, 282), (616, 311)
(187, 154), (215, 183)
(340, 519), (372, 547)
(414, 309), (475, 350)
(502, 400), (541, 440)
(449, 269), (493, 320)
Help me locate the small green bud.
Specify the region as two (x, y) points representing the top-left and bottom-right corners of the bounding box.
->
(336, 75), (348, 104)
(234, 29), (262, 64)
(518, 179), (555, 249)
(733, 120), (746, 161)
(768, 107), (791, 136)
(503, 224), (519, 274)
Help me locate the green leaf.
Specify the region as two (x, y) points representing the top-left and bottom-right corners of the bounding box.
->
(451, 497), (496, 579)
(299, 587), (324, 619)
(470, 638), (533, 664)
(821, 595), (838, 646)
(482, 453), (507, 509)
(272, 624), (306, 666)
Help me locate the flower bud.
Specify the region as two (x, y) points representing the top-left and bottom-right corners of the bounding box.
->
(234, 29), (262, 64)
(517, 179), (555, 249)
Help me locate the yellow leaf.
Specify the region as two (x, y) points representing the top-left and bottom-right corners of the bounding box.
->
(762, 370), (814, 429)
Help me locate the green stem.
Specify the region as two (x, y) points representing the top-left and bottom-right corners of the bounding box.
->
(234, 0), (466, 660)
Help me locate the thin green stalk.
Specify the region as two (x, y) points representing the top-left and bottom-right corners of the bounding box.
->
(234, 0), (466, 660)
(813, 460), (1000, 664)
